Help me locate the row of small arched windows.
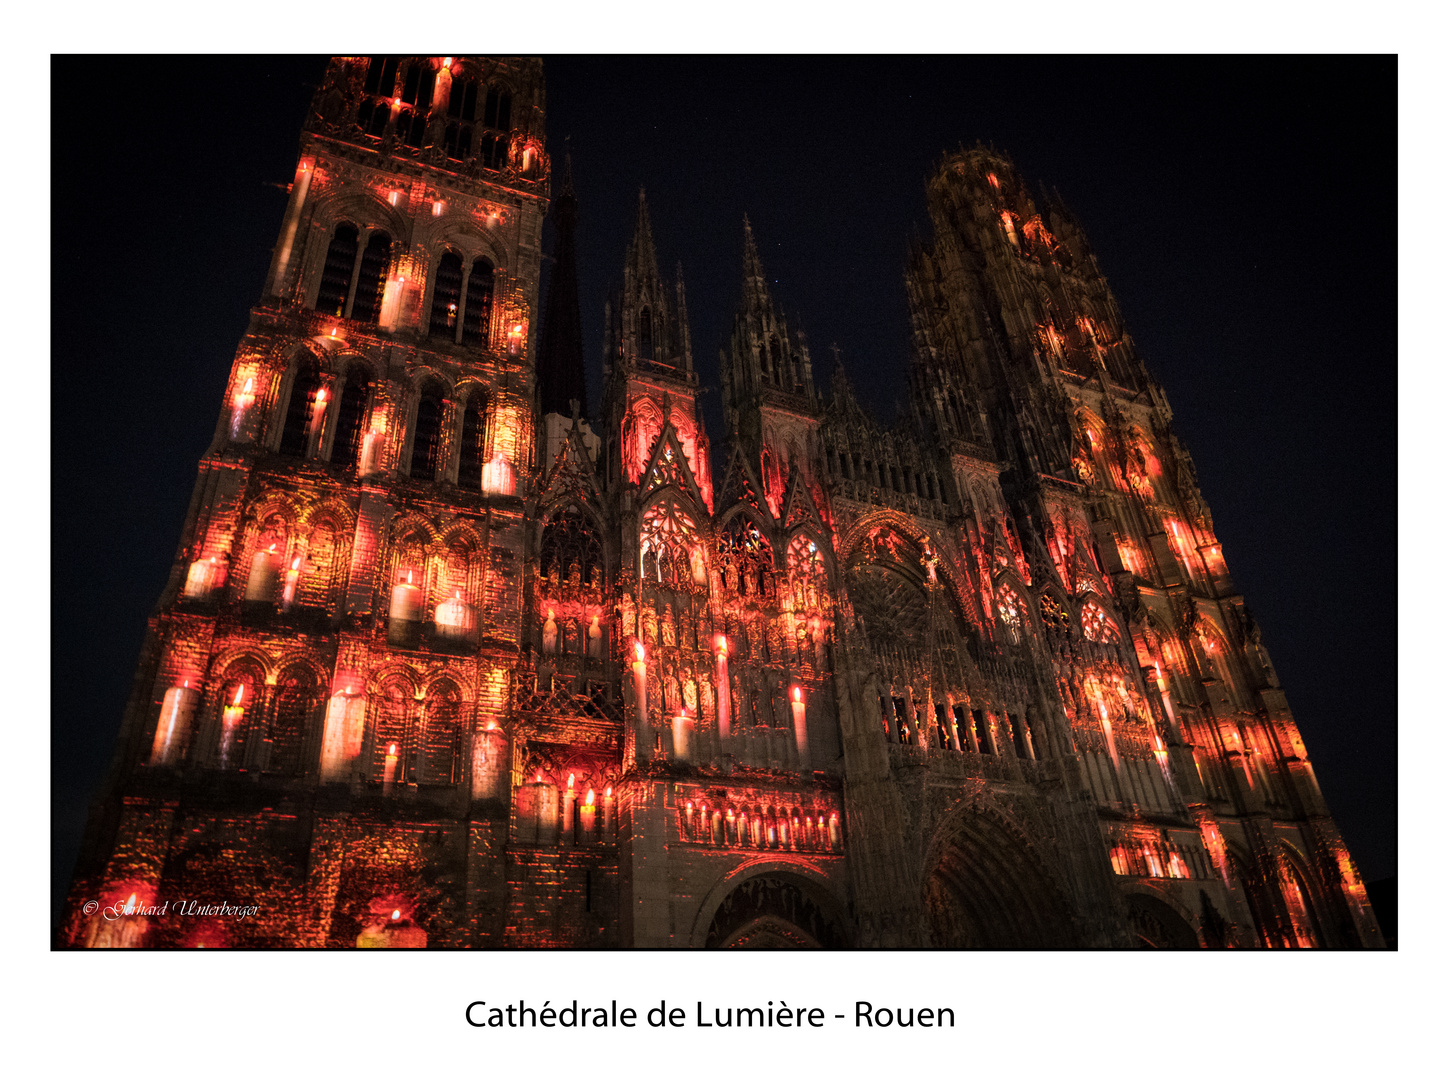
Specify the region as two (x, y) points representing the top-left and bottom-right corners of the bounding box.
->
(358, 57), (513, 169)
(277, 366), (489, 486)
(828, 446), (948, 504)
(313, 224), (495, 345)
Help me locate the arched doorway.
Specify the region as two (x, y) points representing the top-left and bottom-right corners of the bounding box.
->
(923, 810), (1080, 947)
(1126, 892), (1199, 948)
(703, 872), (847, 948)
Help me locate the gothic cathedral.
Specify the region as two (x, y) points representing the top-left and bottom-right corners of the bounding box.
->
(62, 56), (1383, 948)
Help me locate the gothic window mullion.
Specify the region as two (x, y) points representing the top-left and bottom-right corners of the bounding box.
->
(455, 259), (473, 345)
(343, 229), (370, 319)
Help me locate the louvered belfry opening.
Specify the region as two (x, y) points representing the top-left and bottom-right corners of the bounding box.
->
(314, 223), (358, 316)
(429, 250), (464, 337)
(409, 383), (445, 481)
(457, 392), (487, 490)
(463, 258), (494, 344)
(330, 370), (371, 470)
(350, 231), (391, 324)
(279, 365), (322, 457)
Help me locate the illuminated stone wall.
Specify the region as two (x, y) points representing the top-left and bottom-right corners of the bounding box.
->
(62, 59), (1383, 950)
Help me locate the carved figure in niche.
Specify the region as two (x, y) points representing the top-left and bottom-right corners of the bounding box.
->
(661, 605), (676, 647)
(717, 516), (772, 599)
(787, 533), (826, 612)
(642, 601), (658, 646)
(539, 504), (602, 590)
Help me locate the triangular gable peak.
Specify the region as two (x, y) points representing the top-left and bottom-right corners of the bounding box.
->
(779, 459), (823, 535)
(537, 420), (605, 513)
(640, 422), (707, 510)
(714, 442), (772, 526)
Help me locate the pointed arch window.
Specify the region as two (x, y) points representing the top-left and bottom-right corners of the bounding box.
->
(787, 533), (827, 611)
(401, 61), (435, 109)
(1038, 592), (1070, 634)
(408, 382), (446, 481)
(330, 369), (371, 471)
(540, 504), (604, 587)
(717, 516), (773, 598)
(279, 363), (323, 457)
(480, 87), (512, 170)
(1080, 599), (1122, 644)
(428, 250), (464, 338)
(442, 78), (479, 161)
(994, 581), (1026, 644)
(350, 231), (391, 324)
(314, 223), (359, 317)
(363, 56), (400, 97)
(457, 391), (488, 490)
(640, 497), (701, 587)
(462, 258), (494, 345)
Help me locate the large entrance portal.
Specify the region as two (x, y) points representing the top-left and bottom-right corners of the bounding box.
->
(704, 873), (847, 948)
(923, 812), (1080, 947)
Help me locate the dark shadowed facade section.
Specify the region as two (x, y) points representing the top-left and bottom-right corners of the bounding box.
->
(61, 56), (1383, 949)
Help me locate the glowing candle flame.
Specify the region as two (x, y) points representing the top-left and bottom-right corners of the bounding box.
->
(585, 789), (595, 806)
(442, 57), (452, 68)
(387, 743), (398, 754)
(793, 687), (803, 702)
(391, 909), (401, 921)
(567, 772), (575, 789)
(715, 634), (727, 653)
(291, 557), (301, 570)
(232, 685), (244, 706)
(605, 786), (612, 797)
(125, 893), (137, 914)
(242, 378), (254, 394)
(634, 641), (645, 663)
(315, 388), (326, 403)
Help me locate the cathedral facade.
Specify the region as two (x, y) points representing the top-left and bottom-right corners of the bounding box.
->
(61, 56), (1383, 948)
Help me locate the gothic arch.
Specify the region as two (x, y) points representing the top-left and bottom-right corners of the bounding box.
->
(689, 861), (849, 949)
(782, 525), (837, 583)
(921, 799), (1080, 948)
(837, 509), (973, 625)
(537, 500), (607, 587)
(414, 217), (507, 271)
(1122, 885), (1201, 949)
(714, 499), (774, 541)
(309, 190), (410, 252)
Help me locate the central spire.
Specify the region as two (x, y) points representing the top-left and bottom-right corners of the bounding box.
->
(536, 153), (587, 417)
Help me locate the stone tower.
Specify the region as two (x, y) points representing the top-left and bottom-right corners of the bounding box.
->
(63, 59), (1381, 949)
(63, 56), (555, 948)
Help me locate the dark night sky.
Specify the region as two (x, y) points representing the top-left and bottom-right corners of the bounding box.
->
(51, 56), (1396, 926)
